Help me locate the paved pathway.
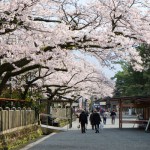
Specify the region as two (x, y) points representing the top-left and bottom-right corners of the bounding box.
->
(20, 117), (150, 150)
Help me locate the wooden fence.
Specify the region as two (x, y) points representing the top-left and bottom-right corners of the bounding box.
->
(0, 107), (37, 132)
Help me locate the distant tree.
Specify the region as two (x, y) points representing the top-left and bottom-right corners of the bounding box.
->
(112, 44), (150, 97)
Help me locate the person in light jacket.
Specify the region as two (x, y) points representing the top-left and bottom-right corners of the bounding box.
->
(102, 110), (108, 125)
(110, 110), (116, 124)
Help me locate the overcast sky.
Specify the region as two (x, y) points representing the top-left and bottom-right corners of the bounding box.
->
(73, 50), (122, 79)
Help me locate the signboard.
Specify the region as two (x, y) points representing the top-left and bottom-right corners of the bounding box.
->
(100, 102), (106, 105)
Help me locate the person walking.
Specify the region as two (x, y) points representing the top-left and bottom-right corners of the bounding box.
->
(93, 109), (101, 133)
(79, 110), (88, 133)
(85, 109), (89, 130)
(89, 111), (94, 130)
(110, 110), (116, 124)
(102, 110), (108, 125)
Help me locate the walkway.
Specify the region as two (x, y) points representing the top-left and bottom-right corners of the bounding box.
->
(20, 117), (150, 150)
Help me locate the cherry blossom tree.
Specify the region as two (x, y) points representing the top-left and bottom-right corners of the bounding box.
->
(41, 57), (114, 100)
(0, 0), (149, 96)
(10, 53), (114, 100)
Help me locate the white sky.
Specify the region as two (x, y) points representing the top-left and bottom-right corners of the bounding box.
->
(73, 50), (122, 79)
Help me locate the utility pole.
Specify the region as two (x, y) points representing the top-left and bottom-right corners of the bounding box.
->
(69, 100), (73, 128)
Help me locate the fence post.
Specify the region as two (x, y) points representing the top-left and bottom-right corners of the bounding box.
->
(0, 107), (3, 131)
(17, 107), (21, 126)
(11, 107), (16, 128)
(5, 107), (10, 130)
(23, 107), (27, 125)
(27, 107), (31, 124)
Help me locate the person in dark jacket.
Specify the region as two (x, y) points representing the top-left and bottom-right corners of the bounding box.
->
(79, 110), (88, 133)
(89, 111), (94, 130)
(93, 109), (101, 133)
(110, 110), (116, 124)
